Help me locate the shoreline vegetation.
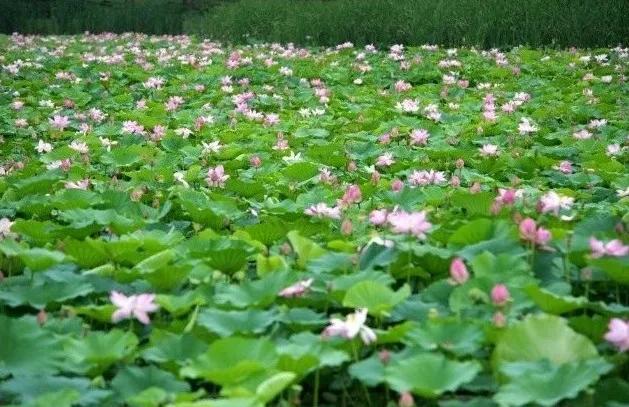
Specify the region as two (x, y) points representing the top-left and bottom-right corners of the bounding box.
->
(1, 0), (628, 47)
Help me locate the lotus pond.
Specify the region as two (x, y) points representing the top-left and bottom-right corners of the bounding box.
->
(0, 34), (628, 407)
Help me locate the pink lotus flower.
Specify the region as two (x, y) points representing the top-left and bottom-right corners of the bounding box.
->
(340, 184), (362, 206)
(305, 203), (341, 219)
(206, 165), (229, 188)
(555, 161), (573, 174)
(36, 140), (53, 154)
(496, 188), (522, 206)
(483, 110), (497, 122)
(387, 210), (432, 239)
(588, 119), (607, 129)
(589, 237), (629, 258)
(110, 291), (159, 325)
(322, 308), (376, 345)
(65, 179), (90, 190)
(491, 284), (510, 306)
(449, 257), (469, 284)
(319, 168), (337, 184)
(519, 218), (552, 246)
(279, 278), (314, 298)
(49, 115), (70, 131)
(396, 99), (420, 113)
(479, 144), (499, 157)
(151, 125), (167, 141)
(376, 153), (395, 167)
(122, 120), (145, 135)
(273, 135), (289, 150)
(201, 141), (222, 155)
(0, 217), (14, 239)
(539, 191), (574, 215)
(369, 209), (388, 225)
(424, 104), (442, 121)
(165, 96), (184, 111)
(143, 76), (165, 89)
(409, 129), (429, 146)
(492, 188), (522, 214)
(69, 140), (89, 154)
(501, 101), (517, 113)
(264, 113), (280, 126)
(604, 318), (629, 352)
(378, 133), (391, 144)
(409, 170), (447, 186)
(518, 118), (538, 135)
(607, 144), (621, 156)
(573, 129), (592, 140)
(394, 80), (412, 92)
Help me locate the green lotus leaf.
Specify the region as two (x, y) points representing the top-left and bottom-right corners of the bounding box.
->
(493, 314), (598, 369)
(17, 247), (67, 272)
(287, 230), (326, 268)
(0, 279), (93, 308)
(343, 280), (410, 317)
(494, 358), (612, 406)
(214, 270), (293, 308)
(17, 389), (81, 407)
(282, 162), (320, 181)
(0, 316), (65, 376)
(0, 375), (111, 406)
(524, 285), (588, 314)
(65, 329), (139, 376)
(255, 371), (296, 404)
(384, 353), (482, 398)
(198, 308), (279, 337)
(590, 257), (629, 285)
(349, 354), (386, 386)
(181, 337), (278, 387)
(111, 365), (190, 401)
(404, 318), (485, 356)
(359, 243), (398, 271)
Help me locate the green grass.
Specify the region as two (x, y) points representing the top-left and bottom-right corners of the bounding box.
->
(196, 0), (629, 47)
(1, 0), (627, 47)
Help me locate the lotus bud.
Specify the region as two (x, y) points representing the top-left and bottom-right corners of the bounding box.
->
(250, 155), (262, 168)
(399, 391), (415, 407)
(449, 257), (469, 284)
(37, 309), (47, 326)
(450, 175), (460, 188)
(378, 349), (391, 364)
(280, 242), (292, 255)
(341, 219), (353, 236)
(391, 179), (404, 192)
(493, 311), (507, 327)
(491, 284), (510, 306)
(371, 170), (381, 184)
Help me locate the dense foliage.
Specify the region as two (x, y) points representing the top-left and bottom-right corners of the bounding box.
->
(0, 33), (628, 406)
(197, 0), (629, 48)
(2, 0), (629, 48)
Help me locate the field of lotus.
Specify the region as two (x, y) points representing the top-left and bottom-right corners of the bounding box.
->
(0, 33), (628, 407)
